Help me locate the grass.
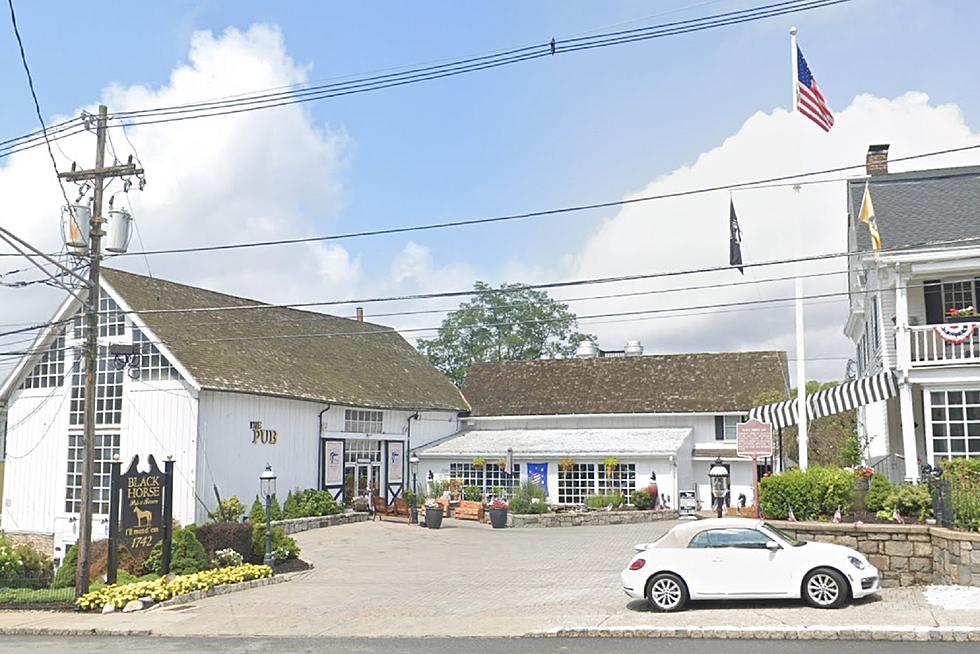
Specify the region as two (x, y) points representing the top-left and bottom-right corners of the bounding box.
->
(0, 586), (74, 605)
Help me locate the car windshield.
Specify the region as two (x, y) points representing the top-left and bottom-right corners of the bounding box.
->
(762, 522), (806, 547)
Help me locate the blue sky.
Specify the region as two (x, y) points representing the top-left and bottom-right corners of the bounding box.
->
(3, 1), (980, 379)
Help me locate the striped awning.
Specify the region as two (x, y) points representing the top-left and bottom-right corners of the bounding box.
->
(748, 371), (898, 429)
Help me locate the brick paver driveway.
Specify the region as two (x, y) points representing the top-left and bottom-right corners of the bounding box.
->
(43, 517), (978, 638)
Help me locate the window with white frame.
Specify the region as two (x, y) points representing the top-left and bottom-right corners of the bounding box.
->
(558, 463), (596, 504)
(344, 439), (382, 463)
(598, 463), (636, 504)
(65, 432), (120, 514)
(449, 462), (520, 496)
(73, 295), (125, 340)
(930, 390), (980, 461)
(942, 282), (975, 315)
(69, 349), (123, 426)
(344, 409), (383, 433)
(19, 330), (65, 389)
(132, 327), (180, 381)
(718, 415), (745, 441)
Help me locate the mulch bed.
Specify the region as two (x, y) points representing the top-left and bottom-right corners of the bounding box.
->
(272, 558), (312, 574)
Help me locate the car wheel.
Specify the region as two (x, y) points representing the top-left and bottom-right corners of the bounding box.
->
(803, 568), (849, 609)
(645, 573), (688, 612)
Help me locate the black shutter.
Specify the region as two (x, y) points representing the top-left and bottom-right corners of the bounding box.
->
(714, 416), (725, 441)
(924, 280), (943, 325)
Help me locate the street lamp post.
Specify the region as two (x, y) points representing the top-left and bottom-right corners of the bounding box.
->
(708, 457), (730, 519)
(259, 464), (277, 567)
(409, 453), (420, 525)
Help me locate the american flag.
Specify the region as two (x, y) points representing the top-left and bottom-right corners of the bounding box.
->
(796, 47), (834, 132)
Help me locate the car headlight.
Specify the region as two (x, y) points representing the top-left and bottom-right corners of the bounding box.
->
(848, 556), (866, 570)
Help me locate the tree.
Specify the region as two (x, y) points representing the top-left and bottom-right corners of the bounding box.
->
(417, 282), (594, 385)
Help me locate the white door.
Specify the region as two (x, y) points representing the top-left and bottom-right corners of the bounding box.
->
(692, 528), (795, 596)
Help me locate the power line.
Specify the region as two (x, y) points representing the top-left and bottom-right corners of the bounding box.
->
(91, 144), (980, 260)
(0, 0), (848, 160)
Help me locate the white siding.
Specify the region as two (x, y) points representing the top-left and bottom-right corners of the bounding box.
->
(1, 386), (71, 535)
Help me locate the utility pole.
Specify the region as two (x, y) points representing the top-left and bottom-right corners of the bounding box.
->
(58, 105), (141, 599)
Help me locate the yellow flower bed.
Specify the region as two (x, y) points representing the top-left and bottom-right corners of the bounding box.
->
(75, 563), (273, 611)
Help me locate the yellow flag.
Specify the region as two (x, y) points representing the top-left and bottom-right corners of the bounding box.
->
(859, 181), (881, 254)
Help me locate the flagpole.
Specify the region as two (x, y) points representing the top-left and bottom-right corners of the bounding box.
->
(790, 25), (809, 470)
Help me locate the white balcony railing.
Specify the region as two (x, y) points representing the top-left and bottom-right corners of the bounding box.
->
(910, 322), (980, 367)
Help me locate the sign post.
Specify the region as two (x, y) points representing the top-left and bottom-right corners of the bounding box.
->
(107, 454), (174, 583)
(736, 419), (774, 518)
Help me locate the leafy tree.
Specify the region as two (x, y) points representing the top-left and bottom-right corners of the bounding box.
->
(417, 281), (595, 384)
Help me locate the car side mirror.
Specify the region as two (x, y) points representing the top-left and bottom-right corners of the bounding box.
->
(766, 541), (781, 551)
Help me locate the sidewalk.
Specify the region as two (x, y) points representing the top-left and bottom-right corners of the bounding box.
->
(2, 521), (978, 641)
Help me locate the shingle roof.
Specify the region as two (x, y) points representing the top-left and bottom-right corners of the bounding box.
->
(101, 269), (469, 412)
(848, 166), (980, 252)
(461, 351), (788, 416)
(419, 427), (692, 458)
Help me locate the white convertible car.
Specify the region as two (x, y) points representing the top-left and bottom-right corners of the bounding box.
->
(621, 518), (879, 611)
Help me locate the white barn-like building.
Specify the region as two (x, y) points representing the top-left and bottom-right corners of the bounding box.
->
(0, 269), (468, 562)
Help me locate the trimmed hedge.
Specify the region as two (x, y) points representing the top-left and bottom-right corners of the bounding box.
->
(865, 473), (894, 513)
(196, 523), (255, 563)
(759, 466), (853, 520)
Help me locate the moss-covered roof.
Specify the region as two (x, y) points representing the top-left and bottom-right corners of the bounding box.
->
(101, 269), (469, 412)
(462, 351), (789, 416)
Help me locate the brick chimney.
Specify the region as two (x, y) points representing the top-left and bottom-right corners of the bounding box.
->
(866, 144), (889, 175)
(355, 307), (364, 321)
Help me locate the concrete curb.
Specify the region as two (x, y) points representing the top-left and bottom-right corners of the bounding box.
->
(0, 627), (152, 637)
(530, 625), (980, 641)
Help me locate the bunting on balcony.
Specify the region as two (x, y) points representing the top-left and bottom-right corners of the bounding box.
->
(747, 371), (898, 429)
(935, 323), (976, 345)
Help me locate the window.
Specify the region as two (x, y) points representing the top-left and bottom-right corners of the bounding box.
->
(929, 390), (980, 461)
(943, 281), (975, 315)
(69, 349), (123, 426)
(344, 409), (383, 434)
(449, 462), (521, 496)
(73, 295), (125, 340)
(345, 439), (382, 463)
(687, 529), (773, 549)
(19, 330), (65, 389)
(598, 463), (636, 504)
(132, 328), (180, 381)
(65, 432), (120, 514)
(558, 463), (596, 505)
(925, 279), (980, 324)
(717, 415), (745, 441)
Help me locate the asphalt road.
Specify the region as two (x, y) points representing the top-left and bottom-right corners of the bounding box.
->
(0, 637), (976, 654)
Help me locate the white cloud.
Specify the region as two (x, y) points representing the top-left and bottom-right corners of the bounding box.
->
(564, 91), (980, 380)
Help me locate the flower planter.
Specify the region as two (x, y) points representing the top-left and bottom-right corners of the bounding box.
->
(424, 505), (443, 529)
(946, 315), (979, 324)
(488, 508), (508, 529)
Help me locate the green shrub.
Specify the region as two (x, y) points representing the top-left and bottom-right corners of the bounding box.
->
(759, 466), (854, 520)
(0, 538), (54, 589)
(883, 484), (933, 521)
(145, 525), (208, 575)
(508, 480), (549, 514)
(251, 523), (299, 560)
(51, 544), (78, 589)
(838, 434), (863, 468)
(462, 486), (482, 502)
(865, 473), (894, 513)
(633, 490), (653, 510)
(296, 489), (341, 517)
(941, 459), (980, 532)
(249, 494), (283, 523)
(585, 493), (623, 509)
(195, 523), (254, 563)
(207, 496), (247, 523)
(282, 491), (299, 518)
(0, 535), (23, 585)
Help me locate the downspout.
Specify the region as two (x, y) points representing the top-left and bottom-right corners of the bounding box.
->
(406, 412), (420, 493)
(317, 406), (331, 491)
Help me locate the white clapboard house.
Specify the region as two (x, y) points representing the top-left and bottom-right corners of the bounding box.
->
(0, 269), (467, 562)
(418, 343), (789, 509)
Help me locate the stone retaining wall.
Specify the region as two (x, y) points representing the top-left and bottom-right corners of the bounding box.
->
(768, 521), (980, 588)
(271, 511), (369, 535)
(2, 532), (54, 553)
(508, 509), (677, 528)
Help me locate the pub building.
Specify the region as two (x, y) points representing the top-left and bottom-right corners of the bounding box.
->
(0, 269), (467, 564)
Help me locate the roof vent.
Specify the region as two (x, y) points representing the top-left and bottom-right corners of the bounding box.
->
(624, 340), (644, 356)
(574, 340), (598, 358)
(866, 144), (889, 176)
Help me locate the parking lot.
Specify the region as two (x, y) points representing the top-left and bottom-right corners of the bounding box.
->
(3, 518), (979, 638)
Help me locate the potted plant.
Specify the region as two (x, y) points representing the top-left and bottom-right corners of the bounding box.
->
(487, 498), (508, 528)
(496, 457), (508, 472)
(559, 457), (575, 472)
(424, 499), (444, 529)
(406, 490), (419, 525)
(472, 457), (486, 470)
(947, 306), (978, 323)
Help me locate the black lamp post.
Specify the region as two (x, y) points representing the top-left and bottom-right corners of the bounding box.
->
(409, 452), (420, 524)
(259, 464), (277, 566)
(708, 457), (730, 519)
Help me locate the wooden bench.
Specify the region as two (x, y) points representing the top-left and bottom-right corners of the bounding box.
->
(372, 495), (411, 522)
(454, 500), (484, 522)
